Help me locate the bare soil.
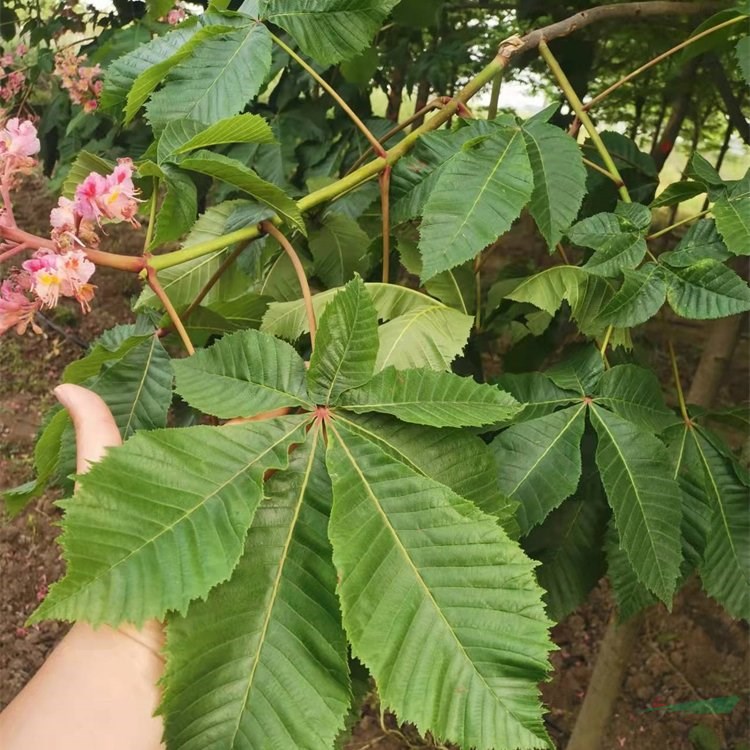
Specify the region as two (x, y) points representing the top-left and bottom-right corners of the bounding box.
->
(1, 179), (748, 749)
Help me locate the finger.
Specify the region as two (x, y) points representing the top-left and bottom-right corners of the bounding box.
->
(54, 384), (121, 476)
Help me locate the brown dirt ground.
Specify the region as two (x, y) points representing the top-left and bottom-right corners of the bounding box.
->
(0, 179), (748, 749)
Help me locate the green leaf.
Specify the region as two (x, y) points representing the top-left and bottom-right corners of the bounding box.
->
(160, 426), (350, 749)
(146, 23), (272, 129)
(737, 36), (750, 86)
(659, 219), (731, 267)
(505, 265), (585, 316)
(687, 152), (724, 187)
(390, 128), (476, 224)
(149, 166), (198, 248)
(524, 440), (610, 621)
(669, 425), (713, 570)
(418, 126), (533, 280)
(615, 200), (652, 232)
(335, 412), (519, 532)
(326, 422), (552, 750)
(309, 212), (371, 287)
(590, 405), (682, 602)
(124, 23), (238, 123)
(546, 345), (603, 396)
(85, 335), (173, 439)
(63, 326), (151, 384)
(694, 431), (750, 619)
(1, 409), (70, 516)
(494, 372), (578, 422)
(182, 293), (271, 346)
(492, 404), (587, 534)
(568, 213), (647, 277)
(308, 277), (379, 404)
(598, 265), (666, 327)
(101, 25), (200, 115)
(651, 181), (706, 208)
(31, 415), (311, 626)
(173, 329), (312, 418)
(662, 260), (750, 319)
(713, 189), (750, 256)
(174, 113), (275, 154)
(605, 521), (656, 622)
(521, 119), (586, 251)
(264, 0), (401, 64)
(676, 8), (748, 65)
(179, 150), (305, 234)
(596, 365), (677, 433)
(263, 282), (459, 337)
(397, 233), (475, 315)
(339, 367), (521, 427)
(375, 305), (472, 370)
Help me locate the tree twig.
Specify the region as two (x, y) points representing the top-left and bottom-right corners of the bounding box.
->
(145, 263), (195, 355)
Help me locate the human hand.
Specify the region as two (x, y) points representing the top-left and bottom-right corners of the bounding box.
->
(0, 384), (165, 750)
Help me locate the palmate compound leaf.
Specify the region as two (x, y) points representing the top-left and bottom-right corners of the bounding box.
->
(160, 424), (352, 750)
(173, 328), (312, 418)
(590, 405), (682, 603)
(307, 276), (378, 404)
(491, 403), (587, 535)
(339, 366), (521, 427)
(146, 22), (272, 130)
(692, 429), (750, 620)
(335, 412), (520, 534)
(262, 0), (402, 64)
(521, 118), (587, 251)
(418, 125), (534, 281)
(31, 416), (310, 627)
(325, 420), (553, 750)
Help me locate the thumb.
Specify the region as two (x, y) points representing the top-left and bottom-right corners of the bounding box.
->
(54, 384), (121, 476)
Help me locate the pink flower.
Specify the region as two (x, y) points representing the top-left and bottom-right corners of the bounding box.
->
(50, 196), (76, 233)
(53, 49), (102, 110)
(0, 275), (39, 335)
(22, 249), (95, 311)
(166, 7), (187, 24)
(74, 159), (139, 226)
(0, 118), (40, 158)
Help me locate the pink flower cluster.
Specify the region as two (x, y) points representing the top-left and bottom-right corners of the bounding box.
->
(54, 48), (102, 113)
(163, 5), (187, 24)
(0, 118), (141, 335)
(0, 45), (27, 105)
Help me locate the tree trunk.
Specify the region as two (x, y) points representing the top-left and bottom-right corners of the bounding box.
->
(412, 78), (431, 129)
(705, 54), (750, 145)
(565, 314), (744, 750)
(386, 68), (404, 122)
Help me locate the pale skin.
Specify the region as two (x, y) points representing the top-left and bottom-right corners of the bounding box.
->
(0, 384), (166, 750)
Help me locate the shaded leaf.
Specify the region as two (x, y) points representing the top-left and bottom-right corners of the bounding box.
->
(599, 265), (666, 327)
(492, 404), (587, 535)
(660, 219), (731, 267)
(309, 212), (370, 287)
(590, 405), (682, 602)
